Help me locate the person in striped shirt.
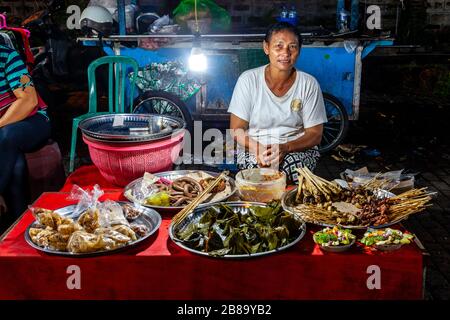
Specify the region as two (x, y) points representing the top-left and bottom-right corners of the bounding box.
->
(0, 45), (51, 221)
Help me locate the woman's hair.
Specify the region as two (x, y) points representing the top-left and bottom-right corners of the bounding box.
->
(264, 22), (303, 45)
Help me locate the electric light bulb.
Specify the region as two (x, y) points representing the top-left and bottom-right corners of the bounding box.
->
(189, 47), (207, 72)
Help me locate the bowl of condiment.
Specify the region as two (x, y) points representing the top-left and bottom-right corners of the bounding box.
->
(235, 168), (286, 203)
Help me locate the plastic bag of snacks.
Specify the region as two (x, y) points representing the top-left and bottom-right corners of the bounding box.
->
(68, 184), (104, 217)
(69, 184), (132, 227)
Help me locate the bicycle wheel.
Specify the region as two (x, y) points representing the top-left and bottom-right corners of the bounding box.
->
(319, 93), (349, 153)
(133, 90), (193, 133)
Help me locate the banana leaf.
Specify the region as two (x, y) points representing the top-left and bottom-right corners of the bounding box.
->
(205, 230), (224, 252)
(175, 201), (303, 256)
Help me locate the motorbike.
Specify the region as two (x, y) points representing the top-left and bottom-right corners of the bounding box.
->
(22, 0), (105, 110)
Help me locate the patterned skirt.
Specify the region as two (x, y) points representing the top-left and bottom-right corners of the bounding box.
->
(236, 148), (320, 184)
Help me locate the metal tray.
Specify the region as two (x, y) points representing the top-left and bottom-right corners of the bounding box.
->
(123, 170), (237, 212)
(169, 201), (307, 259)
(281, 187), (403, 230)
(24, 202), (162, 257)
(79, 113), (185, 142)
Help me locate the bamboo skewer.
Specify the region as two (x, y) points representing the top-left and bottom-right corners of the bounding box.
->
(290, 167), (435, 227)
(296, 175), (304, 202)
(172, 171), (229, 227)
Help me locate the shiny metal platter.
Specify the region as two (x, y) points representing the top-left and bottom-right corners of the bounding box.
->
(169, 201), (307, 259)
(123, 170), (237, 212)
(25, 202), (161, 257)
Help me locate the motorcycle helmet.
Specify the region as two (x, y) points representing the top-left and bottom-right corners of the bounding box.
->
(80, 6), (114, 37)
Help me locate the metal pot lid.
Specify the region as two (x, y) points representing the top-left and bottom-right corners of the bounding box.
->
(79, 113), (186, 142)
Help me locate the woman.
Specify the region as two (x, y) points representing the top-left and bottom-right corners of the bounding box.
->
(228, 22), (327, 183)
(0, 44), (50, 220)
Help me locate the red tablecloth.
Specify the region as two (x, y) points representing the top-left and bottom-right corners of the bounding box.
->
(0, 166), (425, 300)
(61, 165), (120, 192)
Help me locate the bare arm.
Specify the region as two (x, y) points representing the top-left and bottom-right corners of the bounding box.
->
(284, 124), (323, 153)
(0, 82), (38, 128)
(230, 114), (269, 166)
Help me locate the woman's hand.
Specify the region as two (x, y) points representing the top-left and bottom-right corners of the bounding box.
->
(262, 143), (289, 167)
(255, 144), (271, 167)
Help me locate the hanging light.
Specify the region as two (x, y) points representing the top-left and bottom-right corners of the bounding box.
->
(189, 36), (207, 72)
(188, 0), (207, 72)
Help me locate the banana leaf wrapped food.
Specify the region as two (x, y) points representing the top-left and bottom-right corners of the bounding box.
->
(174, 201), (304, 257)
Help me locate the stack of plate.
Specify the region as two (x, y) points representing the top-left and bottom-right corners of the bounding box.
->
(79, 113), (185, 144)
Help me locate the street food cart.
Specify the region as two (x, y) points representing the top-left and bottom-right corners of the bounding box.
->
(80, 33), (393, 153)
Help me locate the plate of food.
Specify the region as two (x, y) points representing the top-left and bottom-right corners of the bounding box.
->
(169, 201), (306, 258)
(360, 228), (415, 251)
(313, 226), (356, 252)
(123, 170), (236, 212)
(25, 201), (161, 257)
(282, 167), (434, 229)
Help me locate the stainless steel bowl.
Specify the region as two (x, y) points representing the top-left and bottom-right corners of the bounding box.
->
(79, 113), (185, 143)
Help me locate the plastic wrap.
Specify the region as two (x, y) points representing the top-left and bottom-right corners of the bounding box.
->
(125, 172), (161, 205)
(68, 184), (104, 217)
(97, 200), (129, 227)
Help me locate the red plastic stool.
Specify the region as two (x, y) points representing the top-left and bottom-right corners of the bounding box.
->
(25, 140), (66, 201)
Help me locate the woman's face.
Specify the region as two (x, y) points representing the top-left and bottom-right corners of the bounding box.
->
(263, 30), (300, 71)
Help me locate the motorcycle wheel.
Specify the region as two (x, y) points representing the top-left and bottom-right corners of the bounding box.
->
(133, 90), (194, 134)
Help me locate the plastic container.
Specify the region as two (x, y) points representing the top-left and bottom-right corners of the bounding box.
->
(235, 168), (286, 203)
(82, 131), (184, 187)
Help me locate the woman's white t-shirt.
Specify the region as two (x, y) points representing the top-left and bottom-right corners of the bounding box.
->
(228, 65), (327, 146)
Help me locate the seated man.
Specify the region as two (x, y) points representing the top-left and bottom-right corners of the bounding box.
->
(228, 22), (327, 183)
(0, 45), (50, 221)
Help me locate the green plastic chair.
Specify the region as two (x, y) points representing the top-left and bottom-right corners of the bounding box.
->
(69, 55), (139, 172)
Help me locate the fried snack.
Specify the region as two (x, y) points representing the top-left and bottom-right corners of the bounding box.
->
(122, 203), (141, 220)
(130, 223), (149, 237)
(57, 221), (82, 236)
(67, 231), (103, 253)
(96, 228), (131, 244)
(35, 209), (63, 230)
(29, 227), (45, 238)
(78, 208), (100, 233)
(31, 229), (58, 248)
(98, 235), (119, 251)
(61, 217), (75, 225)
(47, 232), (69, 251)
(111, 224), (137, 241)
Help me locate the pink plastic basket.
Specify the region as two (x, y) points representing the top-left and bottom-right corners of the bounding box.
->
(82, 131), (185, 186)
